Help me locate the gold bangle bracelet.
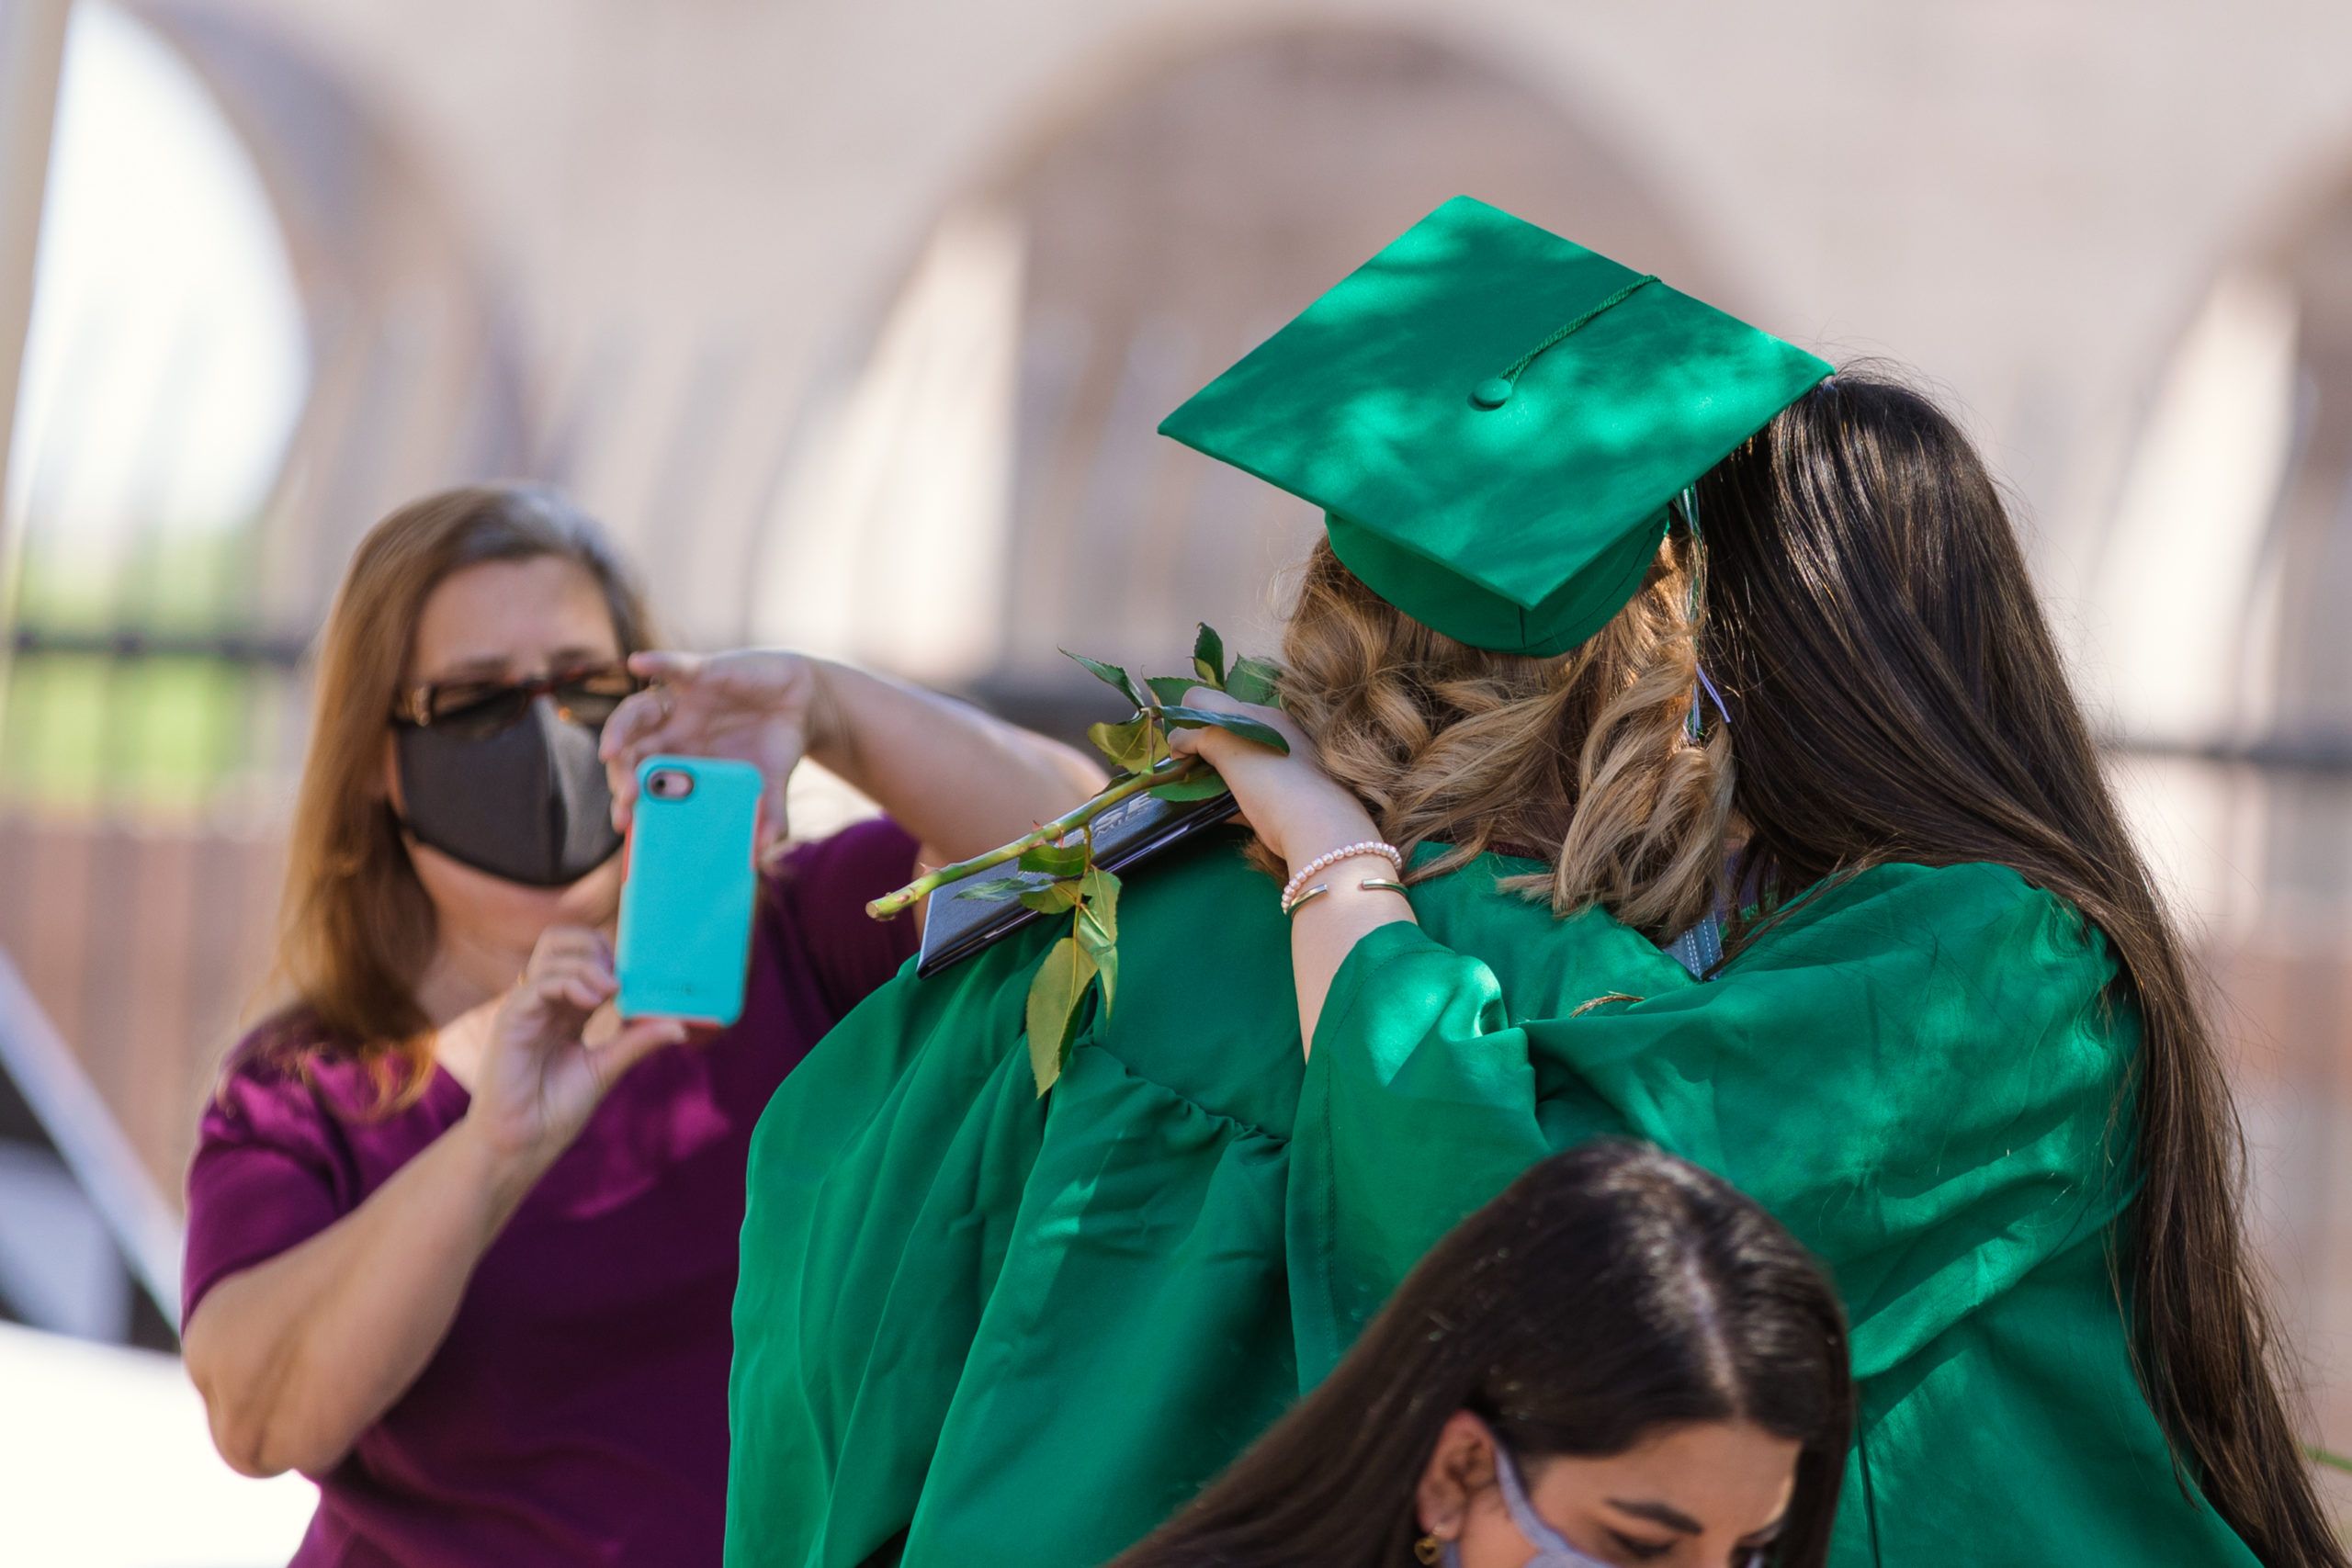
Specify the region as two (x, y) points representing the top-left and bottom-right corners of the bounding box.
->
(1286, 878), (1409, 917)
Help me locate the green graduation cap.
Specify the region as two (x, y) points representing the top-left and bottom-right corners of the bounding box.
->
(1158, 196), (1832, 656)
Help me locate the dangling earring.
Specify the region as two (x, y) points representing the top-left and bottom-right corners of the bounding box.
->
(1414, 1535), (1444, 1565)
(1675, 485), (1728, 743)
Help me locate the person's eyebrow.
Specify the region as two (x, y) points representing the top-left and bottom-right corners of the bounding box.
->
(1604, 1499), (1704, 1535)
(424, 654), (513, 682)
(423, 647), (611, 684)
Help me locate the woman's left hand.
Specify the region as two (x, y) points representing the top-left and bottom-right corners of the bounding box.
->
(1167, 688), (1384, 873)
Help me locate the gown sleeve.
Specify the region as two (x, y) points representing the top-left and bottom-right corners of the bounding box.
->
(1284, 899), (1694, 1381)
(1288, 861), (2140, 1387)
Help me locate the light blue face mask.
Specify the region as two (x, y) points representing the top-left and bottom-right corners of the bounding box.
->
(1440, 1436), (1613, 1568)
(1442, 1436), (1770, 1568)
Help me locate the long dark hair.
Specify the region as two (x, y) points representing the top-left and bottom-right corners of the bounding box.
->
(1112, 1142), (1853, 1568)
(1698, 369), (2343, 1566)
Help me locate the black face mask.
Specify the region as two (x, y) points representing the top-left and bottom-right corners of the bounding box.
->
(395, 695), (623, 887)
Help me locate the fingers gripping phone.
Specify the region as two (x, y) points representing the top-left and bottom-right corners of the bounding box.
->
(616, 755), (763, 1026)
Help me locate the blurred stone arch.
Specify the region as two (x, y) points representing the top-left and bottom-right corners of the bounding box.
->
(750, 18), (1747, 705)
(131, 0), (533, 626)
(2081, 155), (2352, 1432)
(2084, 157), (2352, 922)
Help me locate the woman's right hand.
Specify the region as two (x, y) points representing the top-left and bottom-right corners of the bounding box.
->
(466, 927), (689, 1176)
(1166, 687), (1383, 873)
(183, 928), (687, 1480)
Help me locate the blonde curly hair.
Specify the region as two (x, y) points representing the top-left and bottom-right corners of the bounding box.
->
(1269, 533), (1731, 939)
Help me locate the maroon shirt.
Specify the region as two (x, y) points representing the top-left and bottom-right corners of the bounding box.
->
(183, 818), (922, 1568)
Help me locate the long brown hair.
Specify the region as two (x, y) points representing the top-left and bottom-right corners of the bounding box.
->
(1692, 370), (2341, 1566)
(1112, 1141), (1853, 1568)
(1276, 531), (1732, 938)
(248, 484), (654, 1106)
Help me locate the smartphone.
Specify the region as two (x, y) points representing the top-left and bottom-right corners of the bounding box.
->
(616, 755), (763, 1025)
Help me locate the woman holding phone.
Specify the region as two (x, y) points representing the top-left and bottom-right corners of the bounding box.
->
(179, 483), (1102, 1567)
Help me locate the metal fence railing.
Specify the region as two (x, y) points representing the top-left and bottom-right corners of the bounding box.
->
(0, 942), (181, 1346)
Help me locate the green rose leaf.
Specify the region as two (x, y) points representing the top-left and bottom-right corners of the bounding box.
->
(1192, 623), (1227, 687)
(1063, 649), (1143, 707)
(955, 870), (1060, 903)
(1079, 865), (1121, 944)
(1143, 675), (1199, 709)
(1084, 931), (1118, 1021)
(1075, 867), (1119, 1016)
(1018, 883), (1083, 915)
(1025, 935), (1097, 1097)
(1157, 705), (1291, 754)
(1086, 719), (1170, 780)
(1088, 715), (1165, 773)
(1020, 839), (1091, 878)
(1148, 771), (1230, 803)
(1224, 657), (1283, 706)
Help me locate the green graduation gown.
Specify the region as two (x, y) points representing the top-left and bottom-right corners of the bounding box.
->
(724, 833), (2258, 1567)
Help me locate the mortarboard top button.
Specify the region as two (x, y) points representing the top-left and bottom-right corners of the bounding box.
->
(1470, 377), (1515, 410)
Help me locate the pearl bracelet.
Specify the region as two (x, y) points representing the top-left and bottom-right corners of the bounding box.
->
(1280, 840), (1403, 914)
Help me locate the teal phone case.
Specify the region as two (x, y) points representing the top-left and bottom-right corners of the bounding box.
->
(616, 755), (763, 1025)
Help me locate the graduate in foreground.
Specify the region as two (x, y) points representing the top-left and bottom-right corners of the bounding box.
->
(1111, 1140), (1856, 1568)
(721, 197), (2342, 1567)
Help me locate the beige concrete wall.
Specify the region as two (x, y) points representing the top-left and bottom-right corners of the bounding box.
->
(132, 0), (2352, 643)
